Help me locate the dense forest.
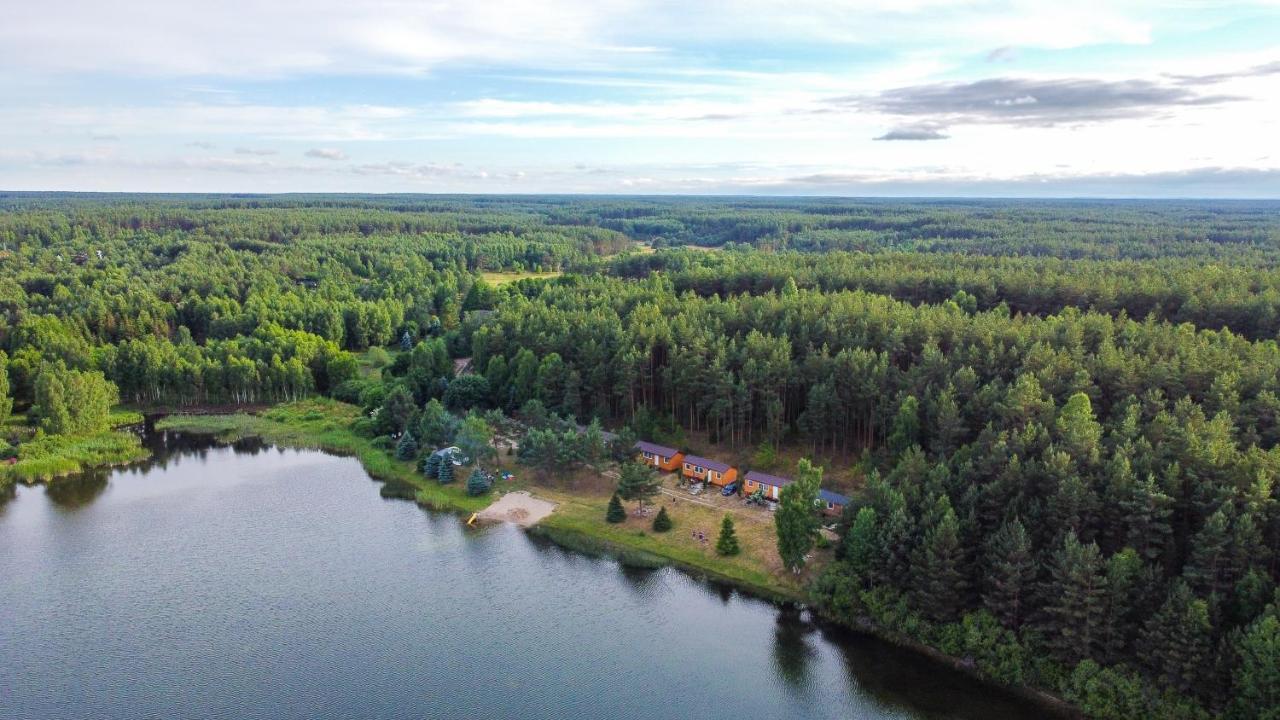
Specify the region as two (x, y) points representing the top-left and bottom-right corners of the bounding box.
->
(2, 193), (1279, 719)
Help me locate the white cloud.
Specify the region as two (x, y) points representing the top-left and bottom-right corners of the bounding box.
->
(305, 147), (348, 161)
(0, 0), (1237, 78)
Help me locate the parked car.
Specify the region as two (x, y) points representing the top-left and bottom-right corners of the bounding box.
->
(721, 481), (739, 496)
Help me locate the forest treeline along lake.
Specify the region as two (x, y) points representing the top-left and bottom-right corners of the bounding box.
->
(2, 194), (1280, 719)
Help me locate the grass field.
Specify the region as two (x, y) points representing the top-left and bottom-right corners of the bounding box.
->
(479, 270), (563, 285)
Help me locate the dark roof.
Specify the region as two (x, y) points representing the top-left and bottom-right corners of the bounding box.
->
(819, 489), (850, 505)
(745, 470), (792, 488)
(683, 455), (732, 473)
(634, 441), (679, 457)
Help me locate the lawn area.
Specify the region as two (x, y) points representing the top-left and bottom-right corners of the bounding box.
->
(533, 471), (814, 600)
(479, 270), (563, 285)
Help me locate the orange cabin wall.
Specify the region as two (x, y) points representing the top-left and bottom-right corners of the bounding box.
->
(683, 463), (737, 486)
(639, 451), (683, 472)
(743, 478), (780, 499)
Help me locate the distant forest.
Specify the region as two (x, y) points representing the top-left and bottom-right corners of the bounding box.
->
(2, 193), (1279, 719)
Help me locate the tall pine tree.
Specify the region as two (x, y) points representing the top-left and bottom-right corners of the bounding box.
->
(911, 495), (968, 622)
(983, 517), (1036, 630)
(1042, 531), (1109, 667)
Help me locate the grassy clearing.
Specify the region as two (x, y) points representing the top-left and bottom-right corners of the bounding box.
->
(479, 270), (563, 286)
(534, 483), (807, 601)
(155, 399), (492, 514)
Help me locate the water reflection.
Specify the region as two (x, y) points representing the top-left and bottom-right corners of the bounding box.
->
(45, 471), (109, 510)
(773, 606), (817, 691)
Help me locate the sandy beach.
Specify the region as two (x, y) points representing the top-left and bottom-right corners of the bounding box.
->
(476, 491), (557, 527)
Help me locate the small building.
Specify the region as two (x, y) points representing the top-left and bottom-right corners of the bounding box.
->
(635, 441), (683, 472)
(743, 470), (791, 501)
(819, 489), (849, 517)
(681, 455), (737, 487)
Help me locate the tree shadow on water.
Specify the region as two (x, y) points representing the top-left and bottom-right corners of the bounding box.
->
(45, 472), (109, 510)
(772, 606), (817, 692)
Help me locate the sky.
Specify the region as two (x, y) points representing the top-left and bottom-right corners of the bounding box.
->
(2, 0), (1279, 196)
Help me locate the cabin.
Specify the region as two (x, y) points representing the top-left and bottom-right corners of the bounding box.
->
(819, 489), (849, 517)
(743, 470), (791, 501)
(634, 441), (683, 472)
(681, 455), (737, 487)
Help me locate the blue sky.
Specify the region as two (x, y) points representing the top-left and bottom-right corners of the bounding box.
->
(2, 0), (1278, 196)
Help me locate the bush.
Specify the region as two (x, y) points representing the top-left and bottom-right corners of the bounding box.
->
(331, 378), (374, 405)
(652, 506), (673, 532)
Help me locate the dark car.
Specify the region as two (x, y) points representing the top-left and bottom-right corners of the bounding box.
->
(721, 481), (739, 496)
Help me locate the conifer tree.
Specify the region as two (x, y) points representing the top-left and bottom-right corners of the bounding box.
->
(606, 493), (626, 524)
(1101, 547), (1144, 663)
(716, 514), (740, 556)
(1139, 580), (1212, 696)
(930, 386), (963, 459)
(879, 504), (916, 588)
(1042, 531), (1109, 666)
(911, 497), (967, 622)
(422, 452), (442, 478)
(652, 506), (672, 532)
(466, 468), (492, 497)
(887, 395), (920, 457)
(395, 431), (418, 460)
(983, 517), (1036, 630)
(1120, 473), (1173, 565)
(1056, 392), (1102, 467)
(1184, 505), (1232, 599)
(617, 461), (659, 509)
(1229, 612), (1280, 720)
(437, 457), (455, 484)
(842, 506), (879, 588)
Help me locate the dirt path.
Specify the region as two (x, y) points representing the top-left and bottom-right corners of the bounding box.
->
(476, 491), (557, 527)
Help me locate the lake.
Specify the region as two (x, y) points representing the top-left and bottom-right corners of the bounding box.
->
(0, 431), (1048, 720)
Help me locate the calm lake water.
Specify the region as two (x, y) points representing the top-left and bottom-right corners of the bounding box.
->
(0, 431), (1048, 720)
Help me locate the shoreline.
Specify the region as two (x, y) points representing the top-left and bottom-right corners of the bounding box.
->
(150, 400), (1076, 719)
